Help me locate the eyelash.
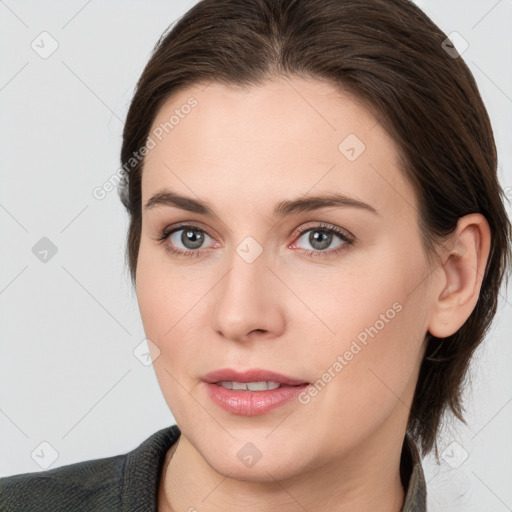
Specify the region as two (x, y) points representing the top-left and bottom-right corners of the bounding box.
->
(155, 222), (354, 259)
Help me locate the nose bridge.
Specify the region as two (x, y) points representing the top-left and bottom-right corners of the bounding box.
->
(211, 234), (284, 340)
(219, 236), (269, 313)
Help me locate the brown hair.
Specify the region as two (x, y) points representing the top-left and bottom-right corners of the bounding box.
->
(118, 0), (511, 459)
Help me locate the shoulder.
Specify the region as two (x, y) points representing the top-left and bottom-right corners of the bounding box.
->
(0, 425), (181, 512)
(0, 452), (127, 512)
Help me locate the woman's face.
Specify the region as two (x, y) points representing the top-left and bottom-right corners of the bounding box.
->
(136, 76), (438, 480)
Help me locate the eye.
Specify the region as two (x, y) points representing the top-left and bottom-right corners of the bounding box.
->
(156, 224), (216, 257)
(155, 222), (354, 259)
(292, 223), (354, 257)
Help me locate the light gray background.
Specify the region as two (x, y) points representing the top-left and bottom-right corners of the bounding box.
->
(1, 1), (511, 510)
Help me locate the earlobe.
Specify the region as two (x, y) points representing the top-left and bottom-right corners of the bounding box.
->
(428, 214), (491, 338)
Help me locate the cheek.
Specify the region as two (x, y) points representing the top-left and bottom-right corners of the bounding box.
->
(285, 240), (426, 347)
(291, 243), (431, 441)
(135, 239), (230, 385)
(136, 243), (198, 353)
(136, 245), (208, 422)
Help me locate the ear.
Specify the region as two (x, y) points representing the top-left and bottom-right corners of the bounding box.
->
(428, 213), (491, 338)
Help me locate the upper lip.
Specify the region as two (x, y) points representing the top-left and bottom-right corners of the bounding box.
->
(202, 368), (309, 386)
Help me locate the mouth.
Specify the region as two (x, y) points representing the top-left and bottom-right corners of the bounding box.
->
(201, 368), (311, 416)
(203, 369), (310, 416)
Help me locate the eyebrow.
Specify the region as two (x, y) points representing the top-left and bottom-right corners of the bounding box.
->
(144, 189), (379, 217)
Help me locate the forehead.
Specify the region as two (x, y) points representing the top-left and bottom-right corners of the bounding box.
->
(141, 77), (414, 218)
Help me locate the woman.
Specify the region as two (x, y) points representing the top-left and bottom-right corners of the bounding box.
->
(1, 0), (510, 511)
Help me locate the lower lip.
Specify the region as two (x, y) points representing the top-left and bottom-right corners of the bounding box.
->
(204, 382), (310, 416)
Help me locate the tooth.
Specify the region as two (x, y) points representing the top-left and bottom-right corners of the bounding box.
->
(216, 381), (283, 391)
(246, 381), (270, 391)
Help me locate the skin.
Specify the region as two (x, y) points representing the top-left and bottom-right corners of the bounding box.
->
(134, 76), (491, 512)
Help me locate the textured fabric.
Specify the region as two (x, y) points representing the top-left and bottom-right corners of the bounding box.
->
(0, 424), (426, 511)
(0, 425), (180, 512)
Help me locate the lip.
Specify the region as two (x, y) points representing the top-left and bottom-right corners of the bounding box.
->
(202, 368), (310, 416)
(202, 368), (309, 386)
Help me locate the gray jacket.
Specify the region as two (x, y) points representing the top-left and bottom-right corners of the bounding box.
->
(0, 425), (427, 511)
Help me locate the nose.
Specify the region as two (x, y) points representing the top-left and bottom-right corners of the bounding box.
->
(211, 244), (286, 343)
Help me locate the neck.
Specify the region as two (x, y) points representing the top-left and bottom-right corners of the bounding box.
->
(158, 427), (407, 512)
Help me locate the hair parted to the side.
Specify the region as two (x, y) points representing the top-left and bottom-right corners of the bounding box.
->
(118, 0), (512, 459)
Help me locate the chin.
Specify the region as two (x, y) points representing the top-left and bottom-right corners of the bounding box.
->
(198, 436), (312, 483)
(211, 455), (302, 483)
